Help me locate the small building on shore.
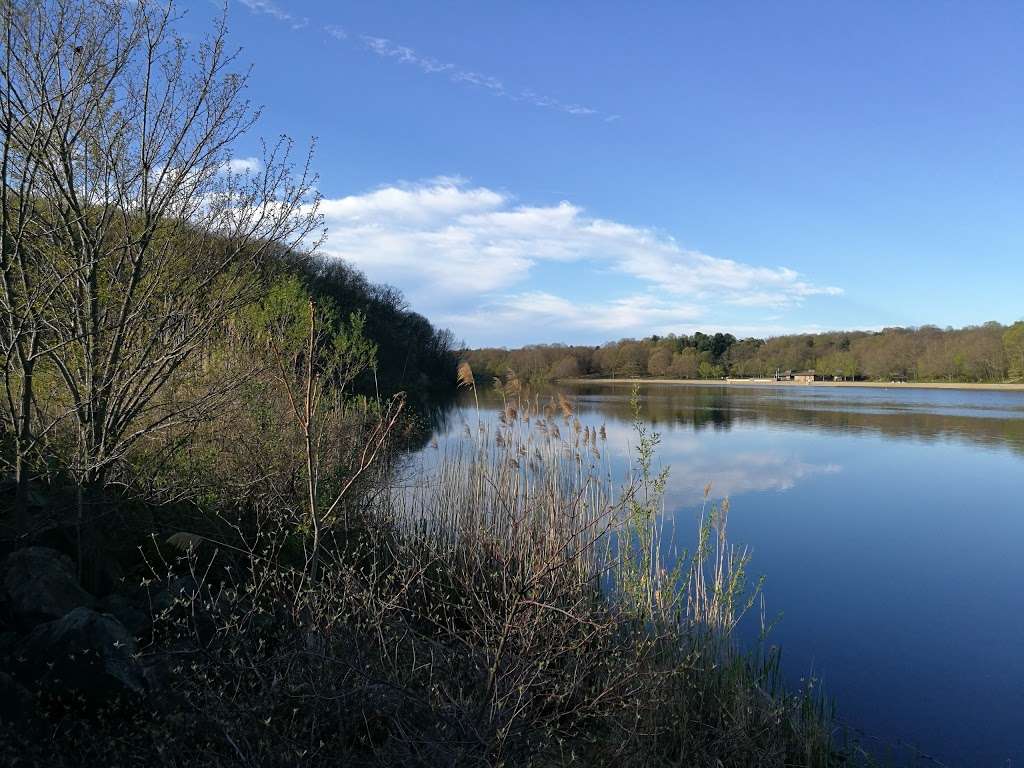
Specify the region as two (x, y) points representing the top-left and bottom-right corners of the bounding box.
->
(793, 370), (817, 384)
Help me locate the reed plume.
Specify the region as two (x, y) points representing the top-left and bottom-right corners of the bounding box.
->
(457, 360), (480, 414)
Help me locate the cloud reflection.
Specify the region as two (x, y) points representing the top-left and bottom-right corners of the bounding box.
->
(595, 418), (841, 507)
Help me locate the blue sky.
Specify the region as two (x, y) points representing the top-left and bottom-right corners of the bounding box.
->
(184, 1), (1024, 347)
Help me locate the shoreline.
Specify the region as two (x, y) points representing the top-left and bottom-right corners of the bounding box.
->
(561, 377), (1024, 392)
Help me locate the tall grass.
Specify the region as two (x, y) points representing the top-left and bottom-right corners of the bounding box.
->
(372, 378), (854, 765)
(14, 377), (860, 765)
(395, 382), (757, 630)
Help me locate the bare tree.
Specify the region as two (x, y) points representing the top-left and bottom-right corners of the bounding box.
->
(265, 294), (404, 584)
(0, 0), (89, 529)
(0, 0), (322, 537)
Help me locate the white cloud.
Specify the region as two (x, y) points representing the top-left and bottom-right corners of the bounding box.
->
(362, 36), (453, 74)
(223, 156), (262, 175)
(451, 70), (505, 93)
(318, 177), (502, 223)
(237, 0), (308, 30)
(355, 35), (612, 119)
(318, 177), (842, 339)
(234, 3), (615, 119)
(609, 242), (843, 306)
(323, 24), (347, 40)
(515, 88), (598, 116)
(446, 292), (703, 337)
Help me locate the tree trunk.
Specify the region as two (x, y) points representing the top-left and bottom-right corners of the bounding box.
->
(12, 359), (34, 534)
(13, 453), (30, 533)
(75, 467), (105, 591)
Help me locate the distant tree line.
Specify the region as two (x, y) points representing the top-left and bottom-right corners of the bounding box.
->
(466, 322), (1024, 384)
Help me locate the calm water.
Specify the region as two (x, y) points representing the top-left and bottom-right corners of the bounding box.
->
(421, 382), (1024, 766)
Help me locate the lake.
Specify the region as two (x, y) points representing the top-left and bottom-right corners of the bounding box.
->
(419, 381), (1024, 766)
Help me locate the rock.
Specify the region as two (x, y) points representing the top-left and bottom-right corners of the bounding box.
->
(97, 593), (149, 638)
(138, 655), (171, 694)
(0, 670), (32, 722)
(12, 607), (145, 704)
(1, 547), (94, 628)
(0, 630), (17, 660)
(95, 554), (126, 596)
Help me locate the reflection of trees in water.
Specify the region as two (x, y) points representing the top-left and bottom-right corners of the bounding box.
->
(400, 391), (460, 452)
(562, 384), (1024, 456)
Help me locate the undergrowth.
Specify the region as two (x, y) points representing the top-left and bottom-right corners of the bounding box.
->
(3, 380), (868, 767)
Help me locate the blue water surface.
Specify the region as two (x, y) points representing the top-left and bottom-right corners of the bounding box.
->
(423, 383), (1024, 766)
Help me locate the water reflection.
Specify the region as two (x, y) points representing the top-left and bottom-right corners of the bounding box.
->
(567, 382), (1024, 455)
(420, 382), (1024, 766)
(586, 412), (842, 505)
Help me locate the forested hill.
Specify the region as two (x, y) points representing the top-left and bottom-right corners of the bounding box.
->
(275, 251), (458, 397)
(465, 322), (1024, 384)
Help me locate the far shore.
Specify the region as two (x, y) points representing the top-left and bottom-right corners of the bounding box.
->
(561, 377), (1024, 392)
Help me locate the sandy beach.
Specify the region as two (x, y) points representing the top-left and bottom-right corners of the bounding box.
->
(563, 377), (1024, 392)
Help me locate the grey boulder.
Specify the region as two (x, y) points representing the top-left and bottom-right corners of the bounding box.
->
(12, 607), (145, 703)
(1, 547), (94, 628)
(97, 593), (150, 638)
